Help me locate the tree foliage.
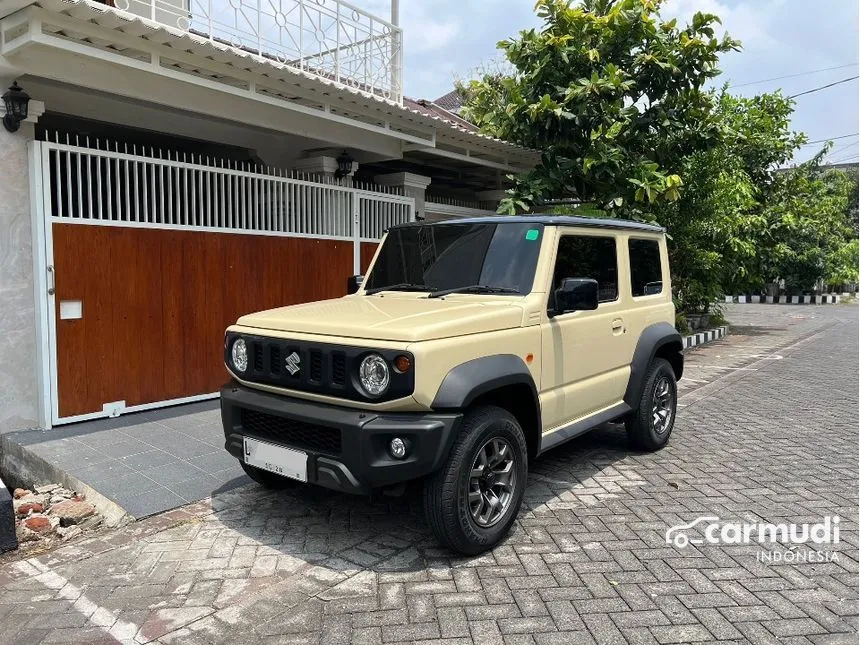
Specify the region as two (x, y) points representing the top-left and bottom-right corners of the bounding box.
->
(757, 160), (857, 293)
(659, 90), (806, 310)
(459, 0), (740, 214)
(460, 0), (858, 307)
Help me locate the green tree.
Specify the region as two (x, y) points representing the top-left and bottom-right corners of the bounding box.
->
(459, 0), (740, 214)
(758, 158), (857, 294)
(663, 90), (806, 309)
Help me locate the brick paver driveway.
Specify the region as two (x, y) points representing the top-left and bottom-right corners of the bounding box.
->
(1, 304), (857, 645)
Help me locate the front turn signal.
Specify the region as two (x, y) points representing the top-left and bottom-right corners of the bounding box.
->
(394, 355), (412, 373)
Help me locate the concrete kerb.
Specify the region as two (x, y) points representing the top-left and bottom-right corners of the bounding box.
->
(0, 433), (133, 528)
(724, 294), (844, 305)
(682, 325), (727, 350)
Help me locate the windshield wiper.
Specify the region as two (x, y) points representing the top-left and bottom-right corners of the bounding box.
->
(427, 285), (522, 298)
(365, 282), (437, 295)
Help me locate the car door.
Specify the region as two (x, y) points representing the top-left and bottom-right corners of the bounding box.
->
(539, 230), (634, 432)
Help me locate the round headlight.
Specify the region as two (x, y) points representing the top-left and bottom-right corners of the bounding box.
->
(231, 338), (248, 373)
(358, 354), (390, 396)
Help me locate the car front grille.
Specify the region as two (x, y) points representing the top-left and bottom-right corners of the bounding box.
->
(225, 333), (414, 403)
(241, 408), (342, 455)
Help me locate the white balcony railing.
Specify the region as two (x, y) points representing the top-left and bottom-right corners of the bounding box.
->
(113, 0), (403, 103)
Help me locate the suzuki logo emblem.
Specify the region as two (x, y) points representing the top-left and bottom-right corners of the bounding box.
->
(285, 351), (301, 375)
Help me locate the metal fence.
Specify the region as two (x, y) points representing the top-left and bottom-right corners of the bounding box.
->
(112, 0), (403, 102)
(41, 135), (414, 252)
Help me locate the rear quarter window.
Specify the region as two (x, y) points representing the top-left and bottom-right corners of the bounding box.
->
(629, 238), (663, 296)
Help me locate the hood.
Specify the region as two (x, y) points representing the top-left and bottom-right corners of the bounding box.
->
(235, 295), (525, 342)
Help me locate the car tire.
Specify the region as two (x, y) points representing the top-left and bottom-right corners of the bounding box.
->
(626, 357), (677, 451)
(239, 460), (296, 489)
(423, 405), (528, 555)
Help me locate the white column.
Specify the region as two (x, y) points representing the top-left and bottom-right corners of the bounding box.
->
(374, 172), (431, 220)
(390, 0), (402, 101)
(0, 117), (40, 431)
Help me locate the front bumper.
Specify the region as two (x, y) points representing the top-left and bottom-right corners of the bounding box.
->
(221, 382), (462, 495)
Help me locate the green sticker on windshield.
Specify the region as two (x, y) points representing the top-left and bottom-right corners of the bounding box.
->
(525, 229), (540, 241)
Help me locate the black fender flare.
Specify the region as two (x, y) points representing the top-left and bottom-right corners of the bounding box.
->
(431, 354), (540, 413)
(623, 322), (684, 408)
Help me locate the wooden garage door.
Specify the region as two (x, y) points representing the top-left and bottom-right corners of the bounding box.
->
(53, 224), (353, 418)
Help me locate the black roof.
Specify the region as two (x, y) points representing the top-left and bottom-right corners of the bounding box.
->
(394, 215), (664, 233)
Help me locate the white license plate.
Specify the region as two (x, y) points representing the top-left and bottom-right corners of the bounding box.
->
(243, 436), (308, 482)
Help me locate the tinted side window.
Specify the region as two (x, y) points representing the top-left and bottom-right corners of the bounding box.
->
(550, 235), (618, 308)
(629, 238), (663, 296)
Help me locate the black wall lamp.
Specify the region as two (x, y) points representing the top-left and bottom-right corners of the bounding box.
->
(335, 150), (355, 179)
(2, 82), (30, 133)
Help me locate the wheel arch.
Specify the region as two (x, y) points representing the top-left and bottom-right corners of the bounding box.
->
(431, 355), (541, 460)
(624, 322), (684, 408)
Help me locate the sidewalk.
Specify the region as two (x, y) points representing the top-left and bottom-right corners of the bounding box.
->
(1, 401), (248, 521)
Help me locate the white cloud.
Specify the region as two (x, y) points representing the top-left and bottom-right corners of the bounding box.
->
(404, 16), (460, 54)
(661, 0), (783, 50)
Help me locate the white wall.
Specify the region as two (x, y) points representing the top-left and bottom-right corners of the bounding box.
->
(0, 122), (39, 432)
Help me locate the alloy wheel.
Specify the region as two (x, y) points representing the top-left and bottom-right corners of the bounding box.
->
(651, 376), (675, 435)
(467, 437), (517, 528)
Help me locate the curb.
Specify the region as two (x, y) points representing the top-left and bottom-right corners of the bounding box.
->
(724, 295), (843, 305)
(682, 325), (727, 350)
(0, 433), (133, 528)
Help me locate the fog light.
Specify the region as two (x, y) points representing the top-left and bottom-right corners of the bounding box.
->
(389, 437), (407, 459)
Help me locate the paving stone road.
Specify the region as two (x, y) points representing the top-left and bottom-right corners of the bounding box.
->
(0, 304), (856, 645)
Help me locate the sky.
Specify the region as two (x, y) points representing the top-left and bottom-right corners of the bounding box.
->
(368, 0), (859, 166)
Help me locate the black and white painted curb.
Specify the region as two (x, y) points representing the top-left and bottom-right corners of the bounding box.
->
(724, 294), (844, 305)
(683, 325), (728, 350)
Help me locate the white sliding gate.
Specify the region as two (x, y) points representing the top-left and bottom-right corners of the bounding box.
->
(36, 135), (414, 270)
(30, 135), (414, 426)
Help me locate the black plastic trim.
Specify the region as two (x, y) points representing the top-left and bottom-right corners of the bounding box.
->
(538, 402), (631, 454)
(431, 354), (540, 412)
(221, 382), (461, 495)
(623, 322), (683, 408)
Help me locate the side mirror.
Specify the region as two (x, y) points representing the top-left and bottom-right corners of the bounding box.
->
(347, 274), (364, 295)
(553, 278), (598, 315)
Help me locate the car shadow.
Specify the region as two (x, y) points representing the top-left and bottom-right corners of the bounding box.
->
(207, 421), (636, 574)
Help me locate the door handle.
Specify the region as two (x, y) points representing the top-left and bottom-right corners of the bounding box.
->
(611, 318), (624, 334)
(47, 266), (55, 296)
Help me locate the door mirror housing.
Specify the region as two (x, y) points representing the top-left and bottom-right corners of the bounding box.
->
(552, 278), (599, 316)
(347, 274), (364, 295)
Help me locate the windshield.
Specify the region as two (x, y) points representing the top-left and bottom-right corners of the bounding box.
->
(364, 222), (544, 295)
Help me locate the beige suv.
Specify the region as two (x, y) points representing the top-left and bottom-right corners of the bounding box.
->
(221, 216), (683, 553)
